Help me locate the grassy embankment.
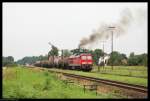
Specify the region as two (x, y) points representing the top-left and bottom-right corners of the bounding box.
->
(92, 66), (147, 78)
(3, 66), (123, 99)
(49, 66), (147, 87)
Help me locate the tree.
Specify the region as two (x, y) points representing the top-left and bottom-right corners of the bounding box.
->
(71, 48), (80, 55)
(120, 53), (127, 60)
(16, 55), (48, 65)
(48, 45), (59, 57)
(92, 49), (103, 65)
(130, 53), (147, 66)
(70, 48), (90, 55)
(127, 52), (147, 66)
(108, 51), (128, 66)
(3, 56), (15, 66)
(62, 49), (71, 57)
(142, 53), (147, 67)
(7, 56), (14, 62)
(139, 53), (147, 66)
(143, 54), (147, 67)
(120, 54), (128, 65)
(130, 52), (134, 57)
(108, 51), (119, 66)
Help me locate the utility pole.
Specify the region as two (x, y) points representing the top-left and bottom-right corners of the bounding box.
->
(108, 27), (115, 70)
(98, 41), (106, 72)
(101, 41), (106, 69)
(102, 41), (105, 69)
(98, 52), (100, 72)
(111, 30), (113, 70)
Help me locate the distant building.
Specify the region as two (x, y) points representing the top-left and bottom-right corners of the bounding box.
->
(98, 54), (110, 66)
(36, 61), (41, 63)
(25, 63), (30, 66)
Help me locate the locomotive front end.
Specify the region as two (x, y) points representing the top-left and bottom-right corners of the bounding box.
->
(80, 54), (93, 71)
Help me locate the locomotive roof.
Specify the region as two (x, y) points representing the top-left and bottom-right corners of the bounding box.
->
(69, 53), (92, 58)
(80, 53), (92, 55)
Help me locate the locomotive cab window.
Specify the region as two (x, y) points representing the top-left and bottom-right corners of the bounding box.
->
(87, 56), (92, 60)
(81, 56), (86, 60)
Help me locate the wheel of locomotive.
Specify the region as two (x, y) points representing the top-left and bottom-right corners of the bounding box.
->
(82, 68), (90, 72)
(69, 66), (72, 70)
(56, 63), (59, 68)
(86, 68), (92, 72)
(54, 63), (57, 68)
(68, 66), (71, 70)
(75, 66), (80, 71)
(62, 62), (66, 69)
(81, 65), (92, 72)
(86, 66), (92, 72)
(71, 66), (75, 70)
(57, 63), (61, 69)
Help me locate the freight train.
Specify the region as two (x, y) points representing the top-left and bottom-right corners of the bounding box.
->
(34, 50), (93, 71)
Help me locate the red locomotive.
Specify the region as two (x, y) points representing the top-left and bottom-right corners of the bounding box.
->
(68, 53), (93, 71)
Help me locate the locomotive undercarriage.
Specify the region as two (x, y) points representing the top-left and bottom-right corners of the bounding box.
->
(81, 64), (92, 72)
(67, 64), (92, 72)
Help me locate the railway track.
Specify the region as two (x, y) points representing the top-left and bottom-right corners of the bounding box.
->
(45, 69), (148, 94)
(63, 73), (147, 93)
(28, 66), (148, 94)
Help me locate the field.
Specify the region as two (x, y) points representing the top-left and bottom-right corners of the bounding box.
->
(92, 66), (147, 78)
(49, 66), (147, 87)
(3, 66), (124, 99)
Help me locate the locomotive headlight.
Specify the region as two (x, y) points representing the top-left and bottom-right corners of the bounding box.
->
(88, 62), (92, 64)
(82, 62), (86, 64)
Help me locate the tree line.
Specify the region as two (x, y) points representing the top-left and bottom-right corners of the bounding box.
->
(3, 48), (147, 67)
(2, 56), (16, 67)
(16, 55), (48, 65)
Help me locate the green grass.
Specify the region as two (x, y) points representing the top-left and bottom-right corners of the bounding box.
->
(92, 66), (147, 78)
(49, 67), (147, 87)
(93, 66), (147, 71)
(3, 66), (124, 99)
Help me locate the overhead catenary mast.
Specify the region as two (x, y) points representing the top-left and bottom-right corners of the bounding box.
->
(108, 26), (115, 70)
(100, 41), (106, 69)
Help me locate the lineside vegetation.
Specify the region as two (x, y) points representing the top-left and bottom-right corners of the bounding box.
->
(3, 66), (123, 98)
(49, 66), (147, 87)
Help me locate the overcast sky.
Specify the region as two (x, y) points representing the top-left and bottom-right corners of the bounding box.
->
(3, 3), (147, 61)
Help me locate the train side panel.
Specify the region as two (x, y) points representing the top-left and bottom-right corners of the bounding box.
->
(68, 56), (81, 68)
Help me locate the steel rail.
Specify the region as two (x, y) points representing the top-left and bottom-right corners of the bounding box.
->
(46, 69), (147, 94)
